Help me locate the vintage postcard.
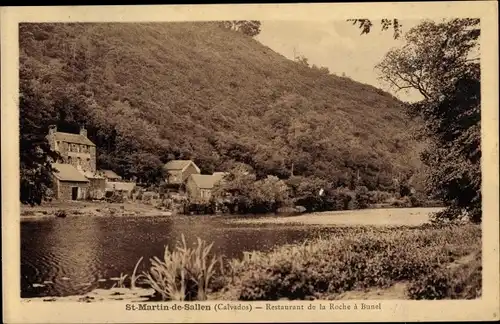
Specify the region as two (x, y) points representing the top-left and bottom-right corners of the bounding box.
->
(1, 2), (499, 323)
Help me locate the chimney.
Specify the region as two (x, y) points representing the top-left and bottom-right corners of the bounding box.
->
(48, 125), (57, 135)
(80, 126), (87, 137)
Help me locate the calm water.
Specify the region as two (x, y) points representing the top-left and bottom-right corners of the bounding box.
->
(21, 215), (333, 298)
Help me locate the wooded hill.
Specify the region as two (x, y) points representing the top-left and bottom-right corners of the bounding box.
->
(20, 22), (424, 191)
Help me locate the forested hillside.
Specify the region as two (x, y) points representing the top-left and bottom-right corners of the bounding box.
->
(20, 22), (424, 192)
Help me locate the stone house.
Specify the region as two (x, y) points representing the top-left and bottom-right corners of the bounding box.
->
(185, 174), (224, 203)
(47, 125), (105, 200)
(163, 160), (200, 186)
(47, 125), (97, 173)
(51, 163), (90, 200)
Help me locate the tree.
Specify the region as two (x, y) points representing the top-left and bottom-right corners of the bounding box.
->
(19, 86), (59, 205)
(376, 19), (479, 100)
(251, 176), (291, 212)
(212, 163), (257, 213)
(348, 19), (402, 39)
(219, 21), (262, 37)
(286, 176), (328, 212)
(294, 55), (309, 67)
(375, 19), (481, 222)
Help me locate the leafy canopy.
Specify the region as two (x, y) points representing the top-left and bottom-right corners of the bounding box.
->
(375, 19), (481, 222)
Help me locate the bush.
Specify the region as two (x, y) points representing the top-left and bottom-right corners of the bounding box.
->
(407, 251), (481, 300)
(141, 235), (218, 301)
(323, 187), (356, 211)
(407, 269), (452, 299)
(355, 186), (370, 209)
(223, 225), (480, 300)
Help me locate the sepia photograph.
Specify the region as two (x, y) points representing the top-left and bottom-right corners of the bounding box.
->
(2, 3), (499, 323)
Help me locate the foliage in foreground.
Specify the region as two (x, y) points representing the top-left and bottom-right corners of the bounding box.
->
(141, 235), (218, 301)
(134, 225), (480, 301)
(407, 250), (481, 299)
(218, 225), (481, 300)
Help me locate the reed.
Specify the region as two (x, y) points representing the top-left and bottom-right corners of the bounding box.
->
(112, 273), (128, 289)
(141, 234), (218, 301)
(131, 256), (144, 289)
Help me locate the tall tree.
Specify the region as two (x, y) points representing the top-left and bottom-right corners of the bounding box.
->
(19, 85), (59, 205)
(375, 19), (481, 222)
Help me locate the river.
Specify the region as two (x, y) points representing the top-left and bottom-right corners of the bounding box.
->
(21, 207), (439, 298)
(21, 215), (332, 298)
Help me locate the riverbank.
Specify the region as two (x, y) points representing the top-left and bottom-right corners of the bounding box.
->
(233, 207), (444, 226)
(24, 223), (481, 302)
(21, 201), (172, 220)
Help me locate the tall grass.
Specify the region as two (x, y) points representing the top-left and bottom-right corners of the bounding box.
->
(128, 225), (480, 301)
(141, 235), (218, 301)
(220, 224), (481, 300)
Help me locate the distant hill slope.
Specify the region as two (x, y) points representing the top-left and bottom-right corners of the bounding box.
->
(20, 22), (423, 189)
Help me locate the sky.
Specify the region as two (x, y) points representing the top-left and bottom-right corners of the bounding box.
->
(255, 20), (423, 103)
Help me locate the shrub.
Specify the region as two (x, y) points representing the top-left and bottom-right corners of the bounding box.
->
(141, 235), (218, 301)
(355, 186), (370, 209)
(223, 225), (481, 300)
(325, 187), (356, 211)
(406, 251), (481, 300)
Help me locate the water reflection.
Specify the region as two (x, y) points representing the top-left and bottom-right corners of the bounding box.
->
(21, 215), (330, 298)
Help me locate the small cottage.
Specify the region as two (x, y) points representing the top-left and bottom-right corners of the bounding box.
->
(51, 163), (90, 200)
(163, 160), (200, 185)
(105, 181), (137, 198)
(186, 174), (223, 202)
(98, 169), (123, 181)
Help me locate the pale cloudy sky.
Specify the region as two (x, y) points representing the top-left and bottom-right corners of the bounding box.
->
(255, 20), (424, 102)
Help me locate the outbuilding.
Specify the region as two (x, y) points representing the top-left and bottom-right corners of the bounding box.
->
(51, 163), (90, 200)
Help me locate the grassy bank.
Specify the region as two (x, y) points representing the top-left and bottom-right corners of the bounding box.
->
(131, 224), (481, 301)
(21, 201), (171, 219)
(213, 224), (480, 300)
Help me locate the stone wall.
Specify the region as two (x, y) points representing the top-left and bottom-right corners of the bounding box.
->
(88, 178), (106, 199)
(55, 180), (89, 200)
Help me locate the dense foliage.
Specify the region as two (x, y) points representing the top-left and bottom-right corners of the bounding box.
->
(19, 85), (59, 205)
(375, 19), (481, 222)
(20, 22), (423, 204)
(218, 224), (481, 300)
(131, 225), (481, 300)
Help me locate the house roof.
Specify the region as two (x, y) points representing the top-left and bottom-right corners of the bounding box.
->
(52, 163), (89, 182)
(98, 169), (122, 179)
(82, 171), (105, 179)
(212, 172), (229, 181)
(105, 181), (136, 192)
(164, 160), (200, 173)
(188, 174), (222, 189)
(51, 132), (95, 146)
